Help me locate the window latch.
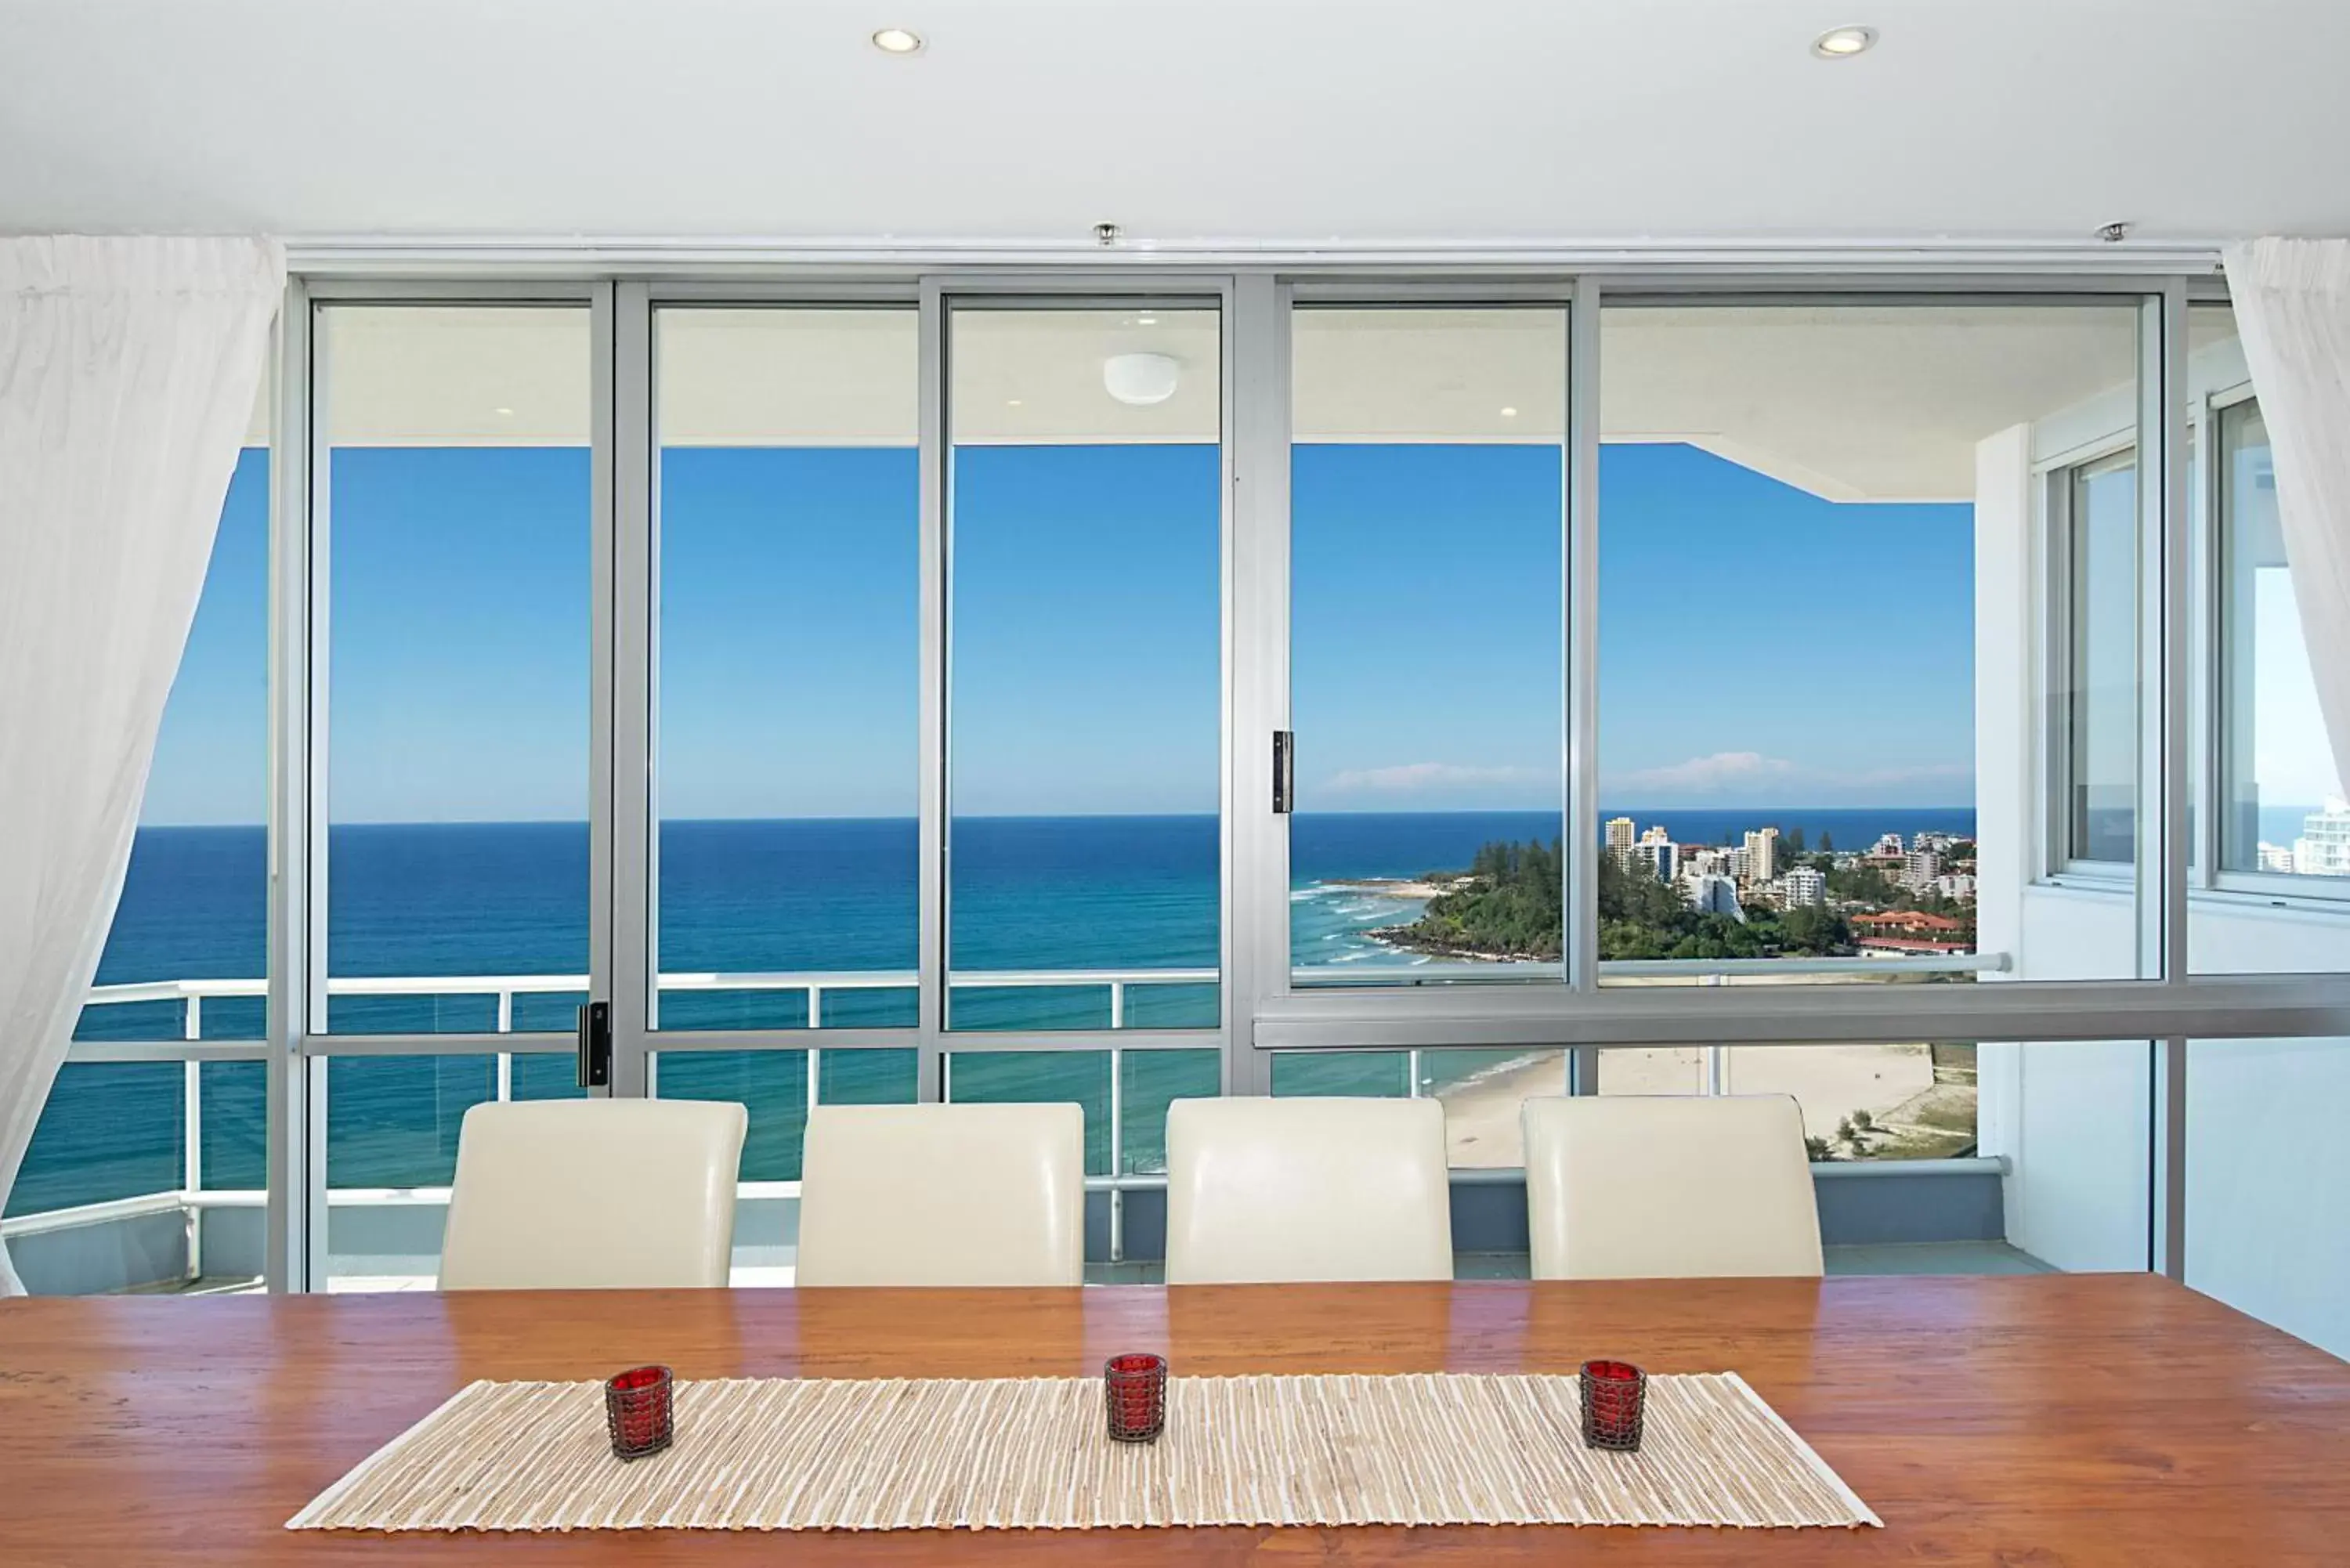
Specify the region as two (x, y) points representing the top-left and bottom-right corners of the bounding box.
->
(1273, 731), (1295, 815)
(576, 1000), (612, 1090)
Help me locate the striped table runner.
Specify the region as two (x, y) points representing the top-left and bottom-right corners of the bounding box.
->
(289, 1371), (1880, 1533)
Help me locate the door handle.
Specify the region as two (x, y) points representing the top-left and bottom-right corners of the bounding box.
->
(576, 1000), (612, 1090)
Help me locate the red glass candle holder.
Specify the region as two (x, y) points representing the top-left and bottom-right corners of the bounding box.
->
(1104, 1353), (1167, 1443)
(605, 1365), (674, 1461)
(1580, 1359), (1646, 1451)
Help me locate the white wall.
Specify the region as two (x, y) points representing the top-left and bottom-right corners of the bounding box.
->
(1975, 361), (2350, 1359)
(1976, 421), (2158, 1270)
(2185, 906), (2350, 1360)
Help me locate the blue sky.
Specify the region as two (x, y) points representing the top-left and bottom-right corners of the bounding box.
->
(140, 439), (1979, 825)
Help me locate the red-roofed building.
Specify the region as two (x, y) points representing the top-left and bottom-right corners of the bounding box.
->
(1851, 910), (1966, 936)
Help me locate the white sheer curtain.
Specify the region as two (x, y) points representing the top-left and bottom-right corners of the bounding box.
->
(0, 237), (284, 1295)
(2223, 238), (2350, 794)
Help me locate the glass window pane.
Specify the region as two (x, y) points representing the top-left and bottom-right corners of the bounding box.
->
(2068, 453), (2139, 865)
(508, 1052), (588, 1102)
(2218, 399), (2345, 878)
(198, 1060), (269, 1190)
(322, 305), (592, 1034)
(1593, 302), (2139, 988)
(654, 309), (920, 1031)
(1723, 1042), (1976, 1161)
(946, 1051), (1111, 1176)
(946, 306), (1222, 1031)
(656, 1050), (808, 1182)
(7, 1062), (183, 1218)
(78, 436), (271, 1046)
(324, 1054), (496, 1292)
(1419, 1048), (1565, 1168)
(1596, 1046), (1708, 1097)
(817, 1048), (919, 1105)
(1979, 1040), (2151, 1273)
(1290, 308), (1567, 988)
(1117, 1048), (1220, 1176)
(325, 1054), (495, 1190)
(1271, 1050), (1409, 1097)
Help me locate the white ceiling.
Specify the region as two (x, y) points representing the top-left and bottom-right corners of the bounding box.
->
(2, 0), (2346, 247)
(303, 302), (2224, 500)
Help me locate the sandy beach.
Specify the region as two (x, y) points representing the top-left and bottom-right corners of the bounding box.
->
(1319, 876), (1460, 901)
(1431, 1041), (1955, 1167)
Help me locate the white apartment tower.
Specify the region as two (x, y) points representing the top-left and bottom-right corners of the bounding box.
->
(2294, 799), (2350, 878)
(1687, 873), (1745, 920)
(1742, 827), (1778, 884)
(1780, 865), (1827, 907)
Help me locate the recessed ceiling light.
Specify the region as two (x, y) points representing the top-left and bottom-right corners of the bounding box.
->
(1007, 398), (1024, 407)
(1812, 25), (1877, 58)
(1136, 315), (1159, 326)
(1499, 406), (1519, 417)
(494, 406), (514, 416)
(871, 27), (924, 55)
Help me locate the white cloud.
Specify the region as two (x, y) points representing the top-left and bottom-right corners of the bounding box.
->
(1603, 752), (1973, 802)
(1323, 761), (1546, 795)
(1607, 752), (1798, 794)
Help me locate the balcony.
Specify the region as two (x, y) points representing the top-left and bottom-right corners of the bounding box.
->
(11, 958), (2029, 1295)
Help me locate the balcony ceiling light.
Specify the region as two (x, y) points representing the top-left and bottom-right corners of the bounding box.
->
(1500, 406), (1519, 418)
(1812, 25), (1877, 58)
(870, 26), (924, 55)
(1104, 352), (1180, 406)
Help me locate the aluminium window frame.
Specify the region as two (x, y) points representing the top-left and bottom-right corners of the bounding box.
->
(2204, 385), (2350, 903)
(52, 256), (2350, 1299)
(2042, 439), (2146, 883)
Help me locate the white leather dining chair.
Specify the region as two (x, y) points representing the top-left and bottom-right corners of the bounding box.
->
(1520, 1093), (1824, 1280)
(794, 1103), (1086, 1287)
(437, 1098), (748, 1291)
(1163, 1097), (1452, 1284)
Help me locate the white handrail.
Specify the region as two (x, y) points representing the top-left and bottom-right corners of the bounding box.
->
(83, 951), (1999, 1016)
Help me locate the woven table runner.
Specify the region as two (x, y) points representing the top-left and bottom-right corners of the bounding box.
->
(289, 1372), (1879, 1533)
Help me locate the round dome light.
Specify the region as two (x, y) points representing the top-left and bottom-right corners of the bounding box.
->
(871, 27), (924, 55)
(1812, 25), (1877, 58)
(1104, 352), (1181, 406)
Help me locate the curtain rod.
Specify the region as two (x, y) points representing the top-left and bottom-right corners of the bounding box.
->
(280, 235), (2228, 278)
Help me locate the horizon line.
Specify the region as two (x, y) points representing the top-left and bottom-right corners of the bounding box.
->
(137, 803), (1990, 831)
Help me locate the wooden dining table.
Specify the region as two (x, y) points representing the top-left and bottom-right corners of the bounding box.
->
(5, 1272), (2348, 1564)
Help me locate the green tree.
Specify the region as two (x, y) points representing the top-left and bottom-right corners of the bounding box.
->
(1779, 905), (1849, 955)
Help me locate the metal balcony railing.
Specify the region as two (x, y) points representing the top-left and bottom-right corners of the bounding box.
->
(34, 953), (2007, 1286)
(81, 948), (2007, 1040)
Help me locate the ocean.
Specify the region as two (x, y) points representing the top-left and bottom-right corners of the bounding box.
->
(15, 807), (1976, 1218)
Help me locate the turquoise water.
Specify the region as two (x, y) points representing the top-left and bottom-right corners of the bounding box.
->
(14, 807), (1973, 1216)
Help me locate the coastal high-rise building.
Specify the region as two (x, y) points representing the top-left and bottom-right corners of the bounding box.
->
(1871, 832), (1906, 858)
(2295, 799), (2350, 877)
(1742, 827), (1779, 884)
(1780, 865), (1827, 908)
(1634, 839), (1679, 883)
(1687, 873), (1744, 920)
(1934, 871), (1977, 901)
(1605, 816), (1636, 869)
(1684, 847), (1730, 879)
(1902, 850), (1942, 891)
